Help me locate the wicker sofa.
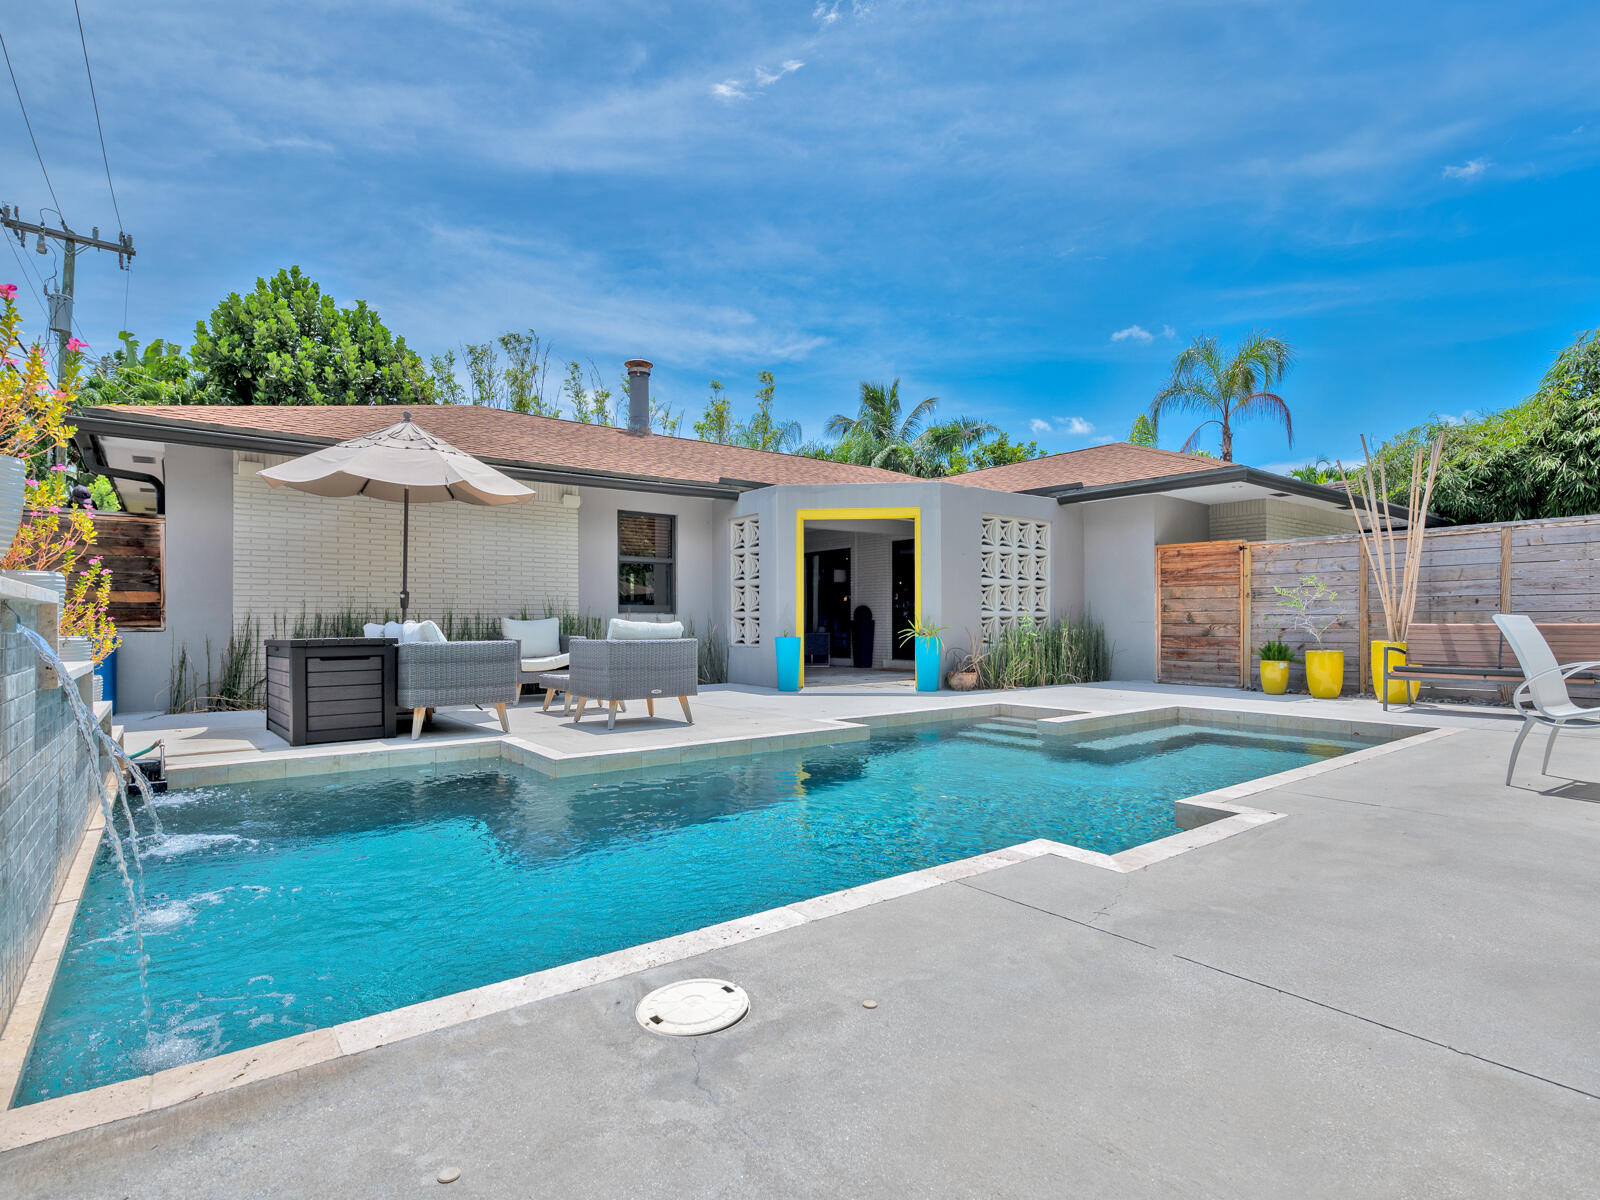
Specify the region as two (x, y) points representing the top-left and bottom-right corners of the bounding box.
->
(397, 639), (521, 739)
(567, 631), (698, 730)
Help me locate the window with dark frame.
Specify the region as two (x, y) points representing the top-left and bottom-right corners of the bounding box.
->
(618, 511), (676, 611)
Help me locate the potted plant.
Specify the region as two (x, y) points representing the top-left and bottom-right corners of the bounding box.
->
(947, 633), (983, 691)
(1338, 434), (1445, 704)
(774, 627), (801, 692)
(901, 618), (949, 692)
(1273, 574), (1343, 698)
(1257, 636), (1294, 695)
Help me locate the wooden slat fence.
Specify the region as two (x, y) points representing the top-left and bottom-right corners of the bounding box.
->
(61, 513), (165, 630)
(1245, 514), (1600, 694)
(1155, 540), (1248, 687)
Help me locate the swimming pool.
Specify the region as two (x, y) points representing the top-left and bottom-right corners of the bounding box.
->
(16, 717), (1371, 1103)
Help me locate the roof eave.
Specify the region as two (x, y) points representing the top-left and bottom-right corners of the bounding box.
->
(72, 408), (759, 500)
(1044, 464), (1446, 525)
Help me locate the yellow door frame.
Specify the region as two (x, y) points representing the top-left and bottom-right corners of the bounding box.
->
(794, 507), (922, 688)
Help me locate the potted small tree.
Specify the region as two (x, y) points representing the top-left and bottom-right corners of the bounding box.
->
(774, 627), (801, 692)
(1257, 635), (1294, 695)
(901, 618), (949, 692)
(1273, 574), (1343, 698)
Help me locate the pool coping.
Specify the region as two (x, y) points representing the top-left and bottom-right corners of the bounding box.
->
(0, 702), (1455, 1153)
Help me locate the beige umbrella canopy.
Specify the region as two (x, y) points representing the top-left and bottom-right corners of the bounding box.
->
(258, 411), (535, 618)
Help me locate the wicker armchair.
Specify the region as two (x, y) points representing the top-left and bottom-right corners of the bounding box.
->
(567, 637), (698, 730)
(397, 639), (521, 739)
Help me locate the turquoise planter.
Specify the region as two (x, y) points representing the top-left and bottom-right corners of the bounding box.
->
(775, 636), (802, 692)
(914, 636), (942, 692)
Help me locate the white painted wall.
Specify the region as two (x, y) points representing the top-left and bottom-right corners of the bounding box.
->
(233, 453), (580, 628)
(115, 443), (234, 712)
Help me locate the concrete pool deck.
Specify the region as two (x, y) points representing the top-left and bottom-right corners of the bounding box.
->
(6, 683), (1599, 1194)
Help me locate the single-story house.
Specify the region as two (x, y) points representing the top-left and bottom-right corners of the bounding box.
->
(73, 364), (1401, 710)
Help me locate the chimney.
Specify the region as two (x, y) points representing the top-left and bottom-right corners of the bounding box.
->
(624, 359), (653, 434)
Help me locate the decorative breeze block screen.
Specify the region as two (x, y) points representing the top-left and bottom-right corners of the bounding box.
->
(730, 516), (761, 645)
(979, 515), (1050, 643)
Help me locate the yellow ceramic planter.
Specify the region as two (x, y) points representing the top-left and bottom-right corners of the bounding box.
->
(1258, 660), (1290, 695)
(1304, 649), (1344, 699)
(1370, 639), (1420, 704)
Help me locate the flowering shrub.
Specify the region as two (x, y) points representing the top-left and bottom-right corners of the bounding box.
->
(59, 556), (120, 662)
(1, 286), (118, 661)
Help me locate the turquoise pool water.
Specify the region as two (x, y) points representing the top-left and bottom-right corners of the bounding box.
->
(17, 718), (1368, 1103)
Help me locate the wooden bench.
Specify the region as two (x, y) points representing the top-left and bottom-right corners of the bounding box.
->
(1383, 622), (1600, 710)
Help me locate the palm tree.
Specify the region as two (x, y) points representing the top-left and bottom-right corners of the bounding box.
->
(826, 380), (996, 477)
(1148, 332), (1294, 461)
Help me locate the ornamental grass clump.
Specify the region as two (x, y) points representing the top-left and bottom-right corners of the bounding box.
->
(974, 614), (1111, 690)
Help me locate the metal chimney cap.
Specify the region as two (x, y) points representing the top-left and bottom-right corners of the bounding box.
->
(624, 359), (654, 374)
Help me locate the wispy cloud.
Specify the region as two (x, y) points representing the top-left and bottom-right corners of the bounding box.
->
(1442, 158), (1490, 180)
(1030, 416), (1095, 438)
(812, 1), (870, 27)
(712, 59), (804, 102)
(1111, 324), (1154, 344)
(1161, 324), (1176, 339)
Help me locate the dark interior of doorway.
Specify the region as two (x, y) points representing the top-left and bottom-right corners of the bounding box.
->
(805, 547), (852, 660)
(891, 538), (914, 660)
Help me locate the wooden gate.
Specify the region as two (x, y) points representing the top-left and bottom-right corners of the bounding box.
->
(1155, 540), (1248, 687)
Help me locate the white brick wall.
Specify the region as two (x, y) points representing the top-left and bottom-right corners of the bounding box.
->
(232, 453), (580, 626)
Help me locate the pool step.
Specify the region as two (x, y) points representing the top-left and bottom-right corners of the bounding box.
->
(1059, 723), (1339, 763)
(951, 721), (1040, 749)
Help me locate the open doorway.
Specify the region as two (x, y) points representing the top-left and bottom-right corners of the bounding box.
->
(794, 507), (921, 687)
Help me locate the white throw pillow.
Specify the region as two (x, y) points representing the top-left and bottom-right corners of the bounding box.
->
(416, 620), (448, 643)
(382, 620), (404, 642)
(503, 616), (561, 657)
(363, 623), (385, 639)
(607, 618), (685, 641)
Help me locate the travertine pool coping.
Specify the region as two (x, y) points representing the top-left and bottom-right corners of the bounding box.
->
(0, 702), (1453, 1152)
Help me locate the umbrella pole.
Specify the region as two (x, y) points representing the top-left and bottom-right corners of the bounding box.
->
(400, 487), (411, 621)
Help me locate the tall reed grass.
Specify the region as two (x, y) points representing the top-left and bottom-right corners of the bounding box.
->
(970, 614), (1111, 690)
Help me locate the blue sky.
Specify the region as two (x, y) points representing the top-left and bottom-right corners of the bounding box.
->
(3, 0), (1598, 469)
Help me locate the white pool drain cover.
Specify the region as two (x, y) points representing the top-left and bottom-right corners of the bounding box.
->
(635, 979), (749, 1036)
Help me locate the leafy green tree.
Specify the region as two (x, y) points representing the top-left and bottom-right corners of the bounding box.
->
(564, 361), (614, 424)
(947, 433), (1044, 474)
(427, 351), (467, 405)
(1149, 331), (1294, 460)
(734, 371), (800, 452)
(825, 379), (996, 476)
(191, 267), (434, 405)
(1356, 326), (1600, 524)
(1127, 413), (1157, 447)
(463, 342), (503, 408)
(694, 380), (735, 442)
(80, 332), (198, 405)
(499, 330), (557, 416)
(1288, 457), (1337, 483)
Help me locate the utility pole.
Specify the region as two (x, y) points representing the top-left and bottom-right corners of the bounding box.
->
(0, 206), (135, 391)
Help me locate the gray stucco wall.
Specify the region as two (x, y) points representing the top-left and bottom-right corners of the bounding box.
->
(577, 488), (729, 635)
(725, 481), (1068, 686)
(1081, 495), (1209, 681)
(116, 444), (234, 713)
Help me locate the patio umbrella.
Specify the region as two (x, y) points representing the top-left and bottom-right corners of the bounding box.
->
(258, 411), (535, 619)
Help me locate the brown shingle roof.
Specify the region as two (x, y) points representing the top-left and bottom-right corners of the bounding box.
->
(87, 404), (913, 489)
(947, 443), (1227, 492)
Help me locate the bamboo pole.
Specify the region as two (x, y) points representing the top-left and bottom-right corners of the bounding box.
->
(1337, 433), (1443, 644)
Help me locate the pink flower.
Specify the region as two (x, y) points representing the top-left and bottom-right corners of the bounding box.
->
(65, 337), (88, 353)
(25, 478), (37, 487)
(46, 505), (60, 514)
(50, 463), (69, 472)
(89, 556), (102, 565)
(0, 283), (16, 300)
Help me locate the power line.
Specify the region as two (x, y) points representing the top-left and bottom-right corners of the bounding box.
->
(4, 232), (48, 320)
(72, 0), (122, 230)
(0, 29), (63, 217)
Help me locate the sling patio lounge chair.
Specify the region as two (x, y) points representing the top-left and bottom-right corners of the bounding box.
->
(1492, 613), (1600, 784)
